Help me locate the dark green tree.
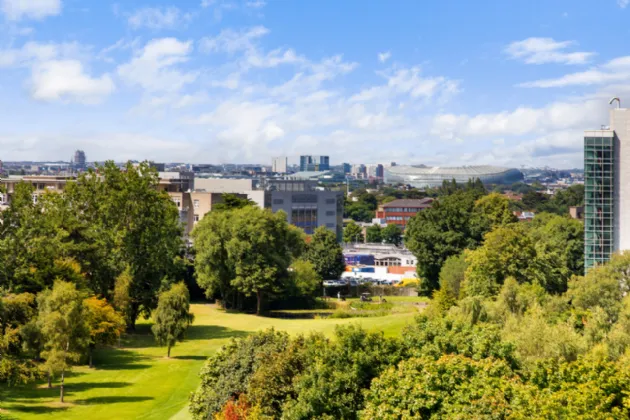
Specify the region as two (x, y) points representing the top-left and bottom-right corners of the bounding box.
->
(304, 226), (345, 280)
(152, 282), (194, 358)
(365, 224), (383, 243)
(381, 224), (403, 246)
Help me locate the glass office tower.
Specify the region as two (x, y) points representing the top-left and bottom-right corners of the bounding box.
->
(584, 132), (615, 270)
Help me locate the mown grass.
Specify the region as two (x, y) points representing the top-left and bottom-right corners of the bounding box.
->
(0, 303), (418, 420)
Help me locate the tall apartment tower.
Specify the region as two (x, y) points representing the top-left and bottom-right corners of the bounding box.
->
(272, 156), (288, 173)
(584, 102), (630, 270)
(299, 155), (330, 172)
(74, 150), (86, 170)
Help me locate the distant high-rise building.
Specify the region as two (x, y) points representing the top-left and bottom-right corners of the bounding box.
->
(584, 101), (630, 270)
(342, 163), (351, 174)
(272, 156), (288, 173)
(300, 155), (330, 172)
(366, 164), (384, 180)
(351, 164), (367, 178)
(73, 150), (86, 170)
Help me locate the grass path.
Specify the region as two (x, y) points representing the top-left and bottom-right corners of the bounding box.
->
(0, 304), (418, 420)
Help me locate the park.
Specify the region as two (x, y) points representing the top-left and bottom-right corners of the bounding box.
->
(0, 300), (422, 419)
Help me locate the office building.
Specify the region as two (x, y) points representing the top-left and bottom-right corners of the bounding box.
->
(272, 156), (288, 173)
(584, 103), (630, 270)
(351, 164), (367, 178)
(375, 198), (434, 229)
(299, 155), (330, 172)
(342, 163), (351, 174)
(366, 164), (384, 180)
(73, 150), (86, 170)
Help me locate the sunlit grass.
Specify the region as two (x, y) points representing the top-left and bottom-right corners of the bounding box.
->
(0, 303), (417, 420)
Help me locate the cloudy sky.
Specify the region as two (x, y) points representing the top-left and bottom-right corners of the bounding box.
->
(0, 0), (628, 168)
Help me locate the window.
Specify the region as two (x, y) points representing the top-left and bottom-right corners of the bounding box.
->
(273, 198), (284, 205)
(325, 198), (336, 204)
(326, 223), (335, 228)
(194, 214), (200, 222)
(0, 193), (4, 203)
(193, 199), (199, 208)
(292, 194), (318, 203)
(325, 210), (335, 216)
(173, 197), (181, 207)
(291, 205), (318, 234)
(32, 194), (38, 204)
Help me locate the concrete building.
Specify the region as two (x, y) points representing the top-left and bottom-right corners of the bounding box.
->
(366, 164), (384, 180)
(73, 150), (86, 170)
(584, 103), (630, 270)
(299, 155), (330, 172)
(272, 156), (288, 173)
(351, 164), (367, 178)
(0, 175), (75, 207)
(375, 198), (434, 229)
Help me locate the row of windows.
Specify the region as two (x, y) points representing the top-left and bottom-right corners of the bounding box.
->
(385, 207), (422, 213)
(386, 216), (412, 221)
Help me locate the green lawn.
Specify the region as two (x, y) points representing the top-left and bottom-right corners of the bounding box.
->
(0, 304), (418, 420)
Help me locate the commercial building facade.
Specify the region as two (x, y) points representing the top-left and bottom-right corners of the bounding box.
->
(584, 106), (630, 270)
(299, 155), (330, 172)
(272, 156), (288, 173)
(375, 198), (433, 229)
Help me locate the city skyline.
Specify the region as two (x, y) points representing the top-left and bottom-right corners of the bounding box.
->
(0, 0), (628, 168)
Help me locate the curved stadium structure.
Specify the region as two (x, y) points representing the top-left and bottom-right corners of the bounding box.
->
(385, 165), (524, 188)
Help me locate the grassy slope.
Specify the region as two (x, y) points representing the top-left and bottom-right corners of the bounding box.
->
(0, 304), (417, 420)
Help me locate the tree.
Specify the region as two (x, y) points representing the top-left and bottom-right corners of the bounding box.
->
(381, 224), (402, 246)
(365, 225), (383, 243)
(227, 207), (304, 315)
(287, 260), (321, 298)
(113, 268), (133, 329)
(152, 283), (194, 358)
(213, 194), (255, 212)
(438, 253), (467, 300)
(84, 296), (125, 367)
(38, 281), (89, 402)
(343, 221), (364, 243)
(405, 190), (488, 295)
(304, 226), (345, 280)
(473, 193), (517, 227)
(463, 224), (551, 297)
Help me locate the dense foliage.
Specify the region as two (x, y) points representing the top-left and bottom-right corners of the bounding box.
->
(303, 227), (345, 280)
(0, 162), (188, 392)
(192, 205), (310, 314)
(152, 282), (194, 357)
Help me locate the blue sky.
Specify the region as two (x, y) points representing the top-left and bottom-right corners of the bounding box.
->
(0, 0), (629, 168)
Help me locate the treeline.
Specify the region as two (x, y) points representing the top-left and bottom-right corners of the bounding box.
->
(189, 249), (630, 419)
(404, 182), (584, 295)
(500, 182), (584, 215)
(192, 206), (346, 314)
(0, 162), (193, 398)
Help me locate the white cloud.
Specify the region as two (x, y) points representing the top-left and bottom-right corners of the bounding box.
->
(1, 0), (61, 20)
(430, 97), (606, 139)
(127, 6), (193, 30)
(200, 26), (269, 53)
(378, 51), (391, 63)
(619, 0), (629, 8)
(505, 37), (595, 65)
(117, 38), (197, 92)
(246, 0), (266, 8)
(30, 59), (114, 104)
(519, 55), (630, 88)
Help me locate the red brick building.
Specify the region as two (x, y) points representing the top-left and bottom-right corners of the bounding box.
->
(376, 198), (434, 229)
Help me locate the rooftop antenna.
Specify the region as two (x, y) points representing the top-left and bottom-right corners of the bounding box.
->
(609, 97), (621, 109)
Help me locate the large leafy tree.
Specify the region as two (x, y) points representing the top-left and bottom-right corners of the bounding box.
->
(38, 281), (89, 402)
(84, 296), (125, 367)
(343, 221), (364, 243)
(405, 189), (488, 295)
(381, 224), (402, 246)
(304, 226), (345, 280)
(151, 282), (194, 358)
(365, 225), (383, 243)
(193, 206), (304, 314)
